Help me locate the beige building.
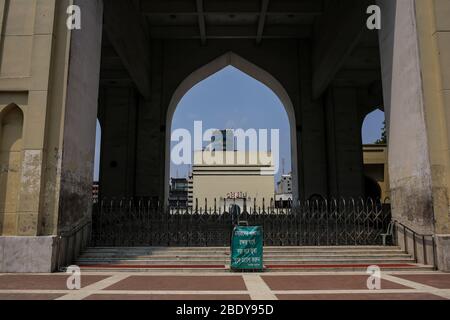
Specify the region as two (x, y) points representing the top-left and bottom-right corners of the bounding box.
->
(363, 144), (390, 200)
(192, 151), (275, 211)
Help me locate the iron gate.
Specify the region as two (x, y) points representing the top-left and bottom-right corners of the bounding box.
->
(91, 198), (391, 247)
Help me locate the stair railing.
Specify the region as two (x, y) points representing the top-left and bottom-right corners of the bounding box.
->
(393, 220), (436, 270)
(56, 219), (92, 271)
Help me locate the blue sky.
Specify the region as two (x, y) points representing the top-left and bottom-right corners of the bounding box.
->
(93, 66), (385, 182)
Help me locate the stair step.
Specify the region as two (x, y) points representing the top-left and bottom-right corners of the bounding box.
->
(81, 249), (405, 254)
(85, 245), (401, 252)
(75, 246), (432, 273)
(77, 255), (412, 262)
(76, 258), (416, 266)
(79, 252), (410, 258)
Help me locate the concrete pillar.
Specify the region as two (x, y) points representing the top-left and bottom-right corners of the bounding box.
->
(325, 87), (364, 198)
(378, 0), (435, 231)
(135, 40), (165, 200)
(414, 0), (450, 270)
(0, 0), (103, 272)
(377, 0), (450, 270)
(57, 0), (103, 232)
(98, 86), (138, 197)
(297, 40), (328, 199)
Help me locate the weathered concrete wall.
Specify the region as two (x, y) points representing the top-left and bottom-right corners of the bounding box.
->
(377, 0), (450, 270)
(414, 0), (450, 270)
(0, 236), (58, 272)
(0, 0), (64, 236)
(414, 0), (450, 235)
(0, 0), (103, 271)
(39, 0), (73, 236)
(58, 0), (103, 232)
(377, 0), (434, 233)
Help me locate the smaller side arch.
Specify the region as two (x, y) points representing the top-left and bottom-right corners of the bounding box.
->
(0, 103), (24, 235)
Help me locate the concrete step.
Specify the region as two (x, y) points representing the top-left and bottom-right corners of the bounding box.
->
(76, 246), (431, 273)
(76, 257), (417, 266)
(81, 248), (405, 257)
(82, 252), (411, 260)
(81, 249), (406, 256)
(84, 245), (402, 252)
(77, 253), (412, 262)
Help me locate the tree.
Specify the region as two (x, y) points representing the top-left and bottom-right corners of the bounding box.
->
(375, 121), (387, 144)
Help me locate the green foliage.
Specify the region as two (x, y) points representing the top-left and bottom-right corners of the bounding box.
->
(375, 121), (387, 144)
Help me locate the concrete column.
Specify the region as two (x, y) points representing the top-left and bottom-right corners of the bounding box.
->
(11, 0), (60, 236)
(325, 87), (364, 198)
(0, 0), (103, 272)
(377, 0), (450, 270)
(98, 86), (138, 197)
(297, 40), (328, 199)
(414, 0), (450, 269)
(135, 40), (164, 200)
(378, 0), (434, 231)
(57, 0), (103, 232)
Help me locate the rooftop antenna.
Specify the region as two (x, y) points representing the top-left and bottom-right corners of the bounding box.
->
(282, 158), (285, 175)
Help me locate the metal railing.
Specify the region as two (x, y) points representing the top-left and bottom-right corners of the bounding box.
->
(90, 197), (392, 247)
(394, 220), (437, 269)
(56, 219), (92, 271)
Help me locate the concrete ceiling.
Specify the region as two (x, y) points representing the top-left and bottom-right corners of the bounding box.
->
(100, 0), (381, 94)
(137, 0), (324, 42)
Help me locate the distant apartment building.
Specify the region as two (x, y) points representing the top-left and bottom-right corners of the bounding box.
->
(275, 173), (292, 208)
(277, 174), (292, 194)
(169, 178), (190, 208)
(187, 175), (193, 209)
(92, 182), (99, 203)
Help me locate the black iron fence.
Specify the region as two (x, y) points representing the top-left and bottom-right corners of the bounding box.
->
(91, 197), (392, 247)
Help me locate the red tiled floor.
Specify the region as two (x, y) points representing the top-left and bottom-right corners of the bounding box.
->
(79, 265), (226, 269)
(104, 276), (246, 291)
(262, 275), (410, 290)
(0, 293), (65, 300)
(277, 293), (447, 300)
(393, 274), (450, 289)
(266, 264), (417, 270)
(84, 294), (251, 300)
(0, 275), (109, 290)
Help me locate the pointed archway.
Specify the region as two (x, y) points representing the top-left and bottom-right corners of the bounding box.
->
(164, 52), (299, 202)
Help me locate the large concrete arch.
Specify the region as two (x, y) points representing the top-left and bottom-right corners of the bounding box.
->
(165, 51), (299, 203)
(2, 0), (450, 273)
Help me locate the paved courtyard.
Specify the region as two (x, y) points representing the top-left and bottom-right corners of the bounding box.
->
(0, 271), (450, 300)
